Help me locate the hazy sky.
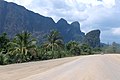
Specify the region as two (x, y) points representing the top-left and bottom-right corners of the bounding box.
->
(5, 0), (120, 43)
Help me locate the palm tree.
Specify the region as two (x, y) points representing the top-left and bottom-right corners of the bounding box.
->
(81, 44), (92, 54)
(0, 33), (10, 54)
(43, 30), (64, 58)
(9, 31), (36, 62)
(0, 52), (9, 65)
(66, 41), (81, 56)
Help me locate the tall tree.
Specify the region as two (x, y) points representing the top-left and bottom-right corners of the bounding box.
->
(0, 33), (10, 54)
(81, 44), (92, 54)
(43, 30), (64, 58)
(9, 31), (36, 62)
(66, 41), (81, 56)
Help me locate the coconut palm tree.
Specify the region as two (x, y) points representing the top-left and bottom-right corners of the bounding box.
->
(0, 33), (10, 54)
(81, 44), (92, 54)
(9, 31), (36, 62)
(66, 41), (81, 56)
(0, 52), (9, 65)
(43, 30), (64, 58)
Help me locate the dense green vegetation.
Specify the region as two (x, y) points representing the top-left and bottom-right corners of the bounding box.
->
(0, 30), (102, 65)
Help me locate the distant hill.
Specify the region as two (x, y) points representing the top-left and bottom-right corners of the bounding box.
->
(83, 30), (101, 48)
(0, 1), (101, 47)
(56, 18), (85, 42)
(0, 1), (55, 43)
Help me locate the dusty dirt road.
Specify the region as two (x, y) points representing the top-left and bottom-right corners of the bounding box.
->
(1, 54), (120, 80)
(0, 56), (79, 80)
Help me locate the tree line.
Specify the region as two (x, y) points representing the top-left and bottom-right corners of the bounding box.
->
(0, 30), (101, 65)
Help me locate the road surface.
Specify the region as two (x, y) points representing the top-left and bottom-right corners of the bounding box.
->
(1, 54), (120, 80)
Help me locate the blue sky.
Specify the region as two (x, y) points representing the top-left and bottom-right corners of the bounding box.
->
(5, 0), (120, 44)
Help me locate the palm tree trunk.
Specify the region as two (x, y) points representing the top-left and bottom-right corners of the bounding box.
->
(52, 44), (54, 59)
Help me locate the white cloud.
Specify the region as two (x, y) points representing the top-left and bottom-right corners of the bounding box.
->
(103, 0), (115, 8)
(112, 28), (120, 35)
(5, 0), (33, 6)
(5, 0), (115, 22)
